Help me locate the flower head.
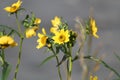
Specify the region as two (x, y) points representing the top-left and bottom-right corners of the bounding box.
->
(0, 36), (18, 49)
(90, 75), (98, 80)
(90, 18), (99, 38)
(51, 16), (61, 27)
(52, 29), (70, 44)
(4, 0), (22, 13)
(36, 28), (48, 49)
(25, 26), (39, 38)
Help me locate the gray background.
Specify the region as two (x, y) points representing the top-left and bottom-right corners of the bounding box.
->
(0, 0), (120, 80)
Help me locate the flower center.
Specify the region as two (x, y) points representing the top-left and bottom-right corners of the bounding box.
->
(41, 36), (47, 44)
(0, 44), (9, 49)
(59, 35), (65, 42)
(13, 5), (17, 9)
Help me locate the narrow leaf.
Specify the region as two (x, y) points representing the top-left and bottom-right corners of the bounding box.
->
(56, 55), (68, 67)
(3, 64), (11, 80)
(40, 54), (57, 66)
(2, 63), (11, 80)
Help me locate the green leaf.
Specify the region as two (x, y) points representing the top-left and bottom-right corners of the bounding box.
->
(56, 55), (68, 67)
(2, 63), (11, 80)
(40, 54), (58, 66)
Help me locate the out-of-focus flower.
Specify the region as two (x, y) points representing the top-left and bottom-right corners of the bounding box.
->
(90, 75), (98, 80)
(0, 36), (18, 49)
(52, 29), (70, 44)
(90, 18), (99, 38)
(51, 16), (61, 27)
(25, 27), (39, 38)
(4, 0), (22, 13)
(36, 28), (48, 49)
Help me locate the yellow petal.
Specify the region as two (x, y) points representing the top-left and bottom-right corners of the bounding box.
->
(42, 28), (46, 35)
(4, 0), (22, 13)
(51, 16), (61, 27)
(4, 7), (12, 12)
(38, 33), (43, 38)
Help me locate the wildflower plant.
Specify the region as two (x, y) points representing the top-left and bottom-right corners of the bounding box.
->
(0, 0), (120, 80)
(0, 0), (41, 80)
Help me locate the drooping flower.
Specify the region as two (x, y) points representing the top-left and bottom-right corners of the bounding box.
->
(90, 75), (98, 80)
(52, 29), (70, 44)
(36, 28), (48, 49)
(25, 27), (39, 38)
(4, 0), (22, 13)
(90, 18), (99, 38)
(51, 16), (61, 27)
(0, 36), (18, 49)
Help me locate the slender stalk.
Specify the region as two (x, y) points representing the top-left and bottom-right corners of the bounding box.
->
(15, 13), (22, 34)
(13, 12), (24, 80)
(1, 49), (5, 80)
(13, 37), (24, 80)
(1, 49), (9, 80)
(67, 57), (72, 80)
(0, 25), (21, 37)
(67, 46), (72, 80)
(51, 47), (62, 80)
(73, 55), (120, 78)
(84, 56), (120, 78)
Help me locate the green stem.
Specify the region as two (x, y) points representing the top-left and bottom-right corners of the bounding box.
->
(67, 46), (72, 80)
(13, 37), (24, 80)
(84, 56), (120, 78)
(51, 47), (62, 80)
(67, 57), (72, 80)
(1, 49), (9, 80)
(15, 13), (22, 34)
(12, 12), (24, 80)
(1, 49), (5, 80)
(0, 25), (21, 37)
(72, 56), (120, 78)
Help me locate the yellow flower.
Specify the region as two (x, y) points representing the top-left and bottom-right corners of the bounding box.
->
(36, 28), (48, 49)
(52, 29), (70, 44)
(4, 0), (22, 13)
(90, 75), (98, 80)
(90, 18), (99, 38)
(34, 18), (41, 25)
(0, 36), (18, 49)
(51, 16), (61, 27)
(25, 27), (39, 38)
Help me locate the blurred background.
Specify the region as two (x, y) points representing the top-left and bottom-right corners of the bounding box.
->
(0, 0), (120, 80)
